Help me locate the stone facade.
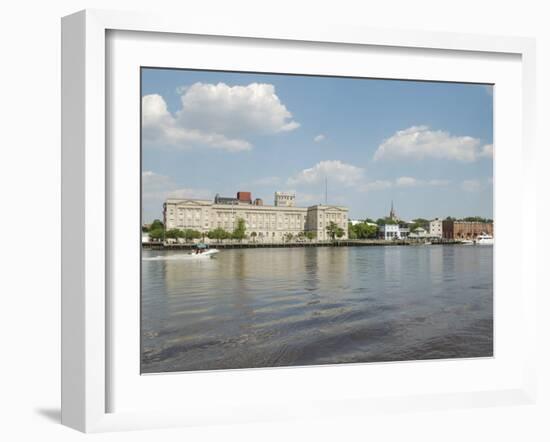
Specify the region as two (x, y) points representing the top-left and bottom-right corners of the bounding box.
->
(305, 205), (349, 241)
(163, 192), (348, 241)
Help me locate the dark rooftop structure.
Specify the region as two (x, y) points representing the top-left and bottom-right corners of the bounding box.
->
(214, 194), (239, 205)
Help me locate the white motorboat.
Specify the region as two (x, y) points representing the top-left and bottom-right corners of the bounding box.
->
(143, 248), (220, 261)
(187, 248), (220, 258)
(187, 243), (220, 258)
(460, 239), (474, 245)
(475, 233), (494, 245)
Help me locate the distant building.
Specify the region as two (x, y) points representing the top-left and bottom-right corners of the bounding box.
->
(164, 191), (348, 242)
(214, 194), (239, 205)
(274, 191), (296, 207)
(429, 218), (443, 238)
(350, 219), (377, 227)
(409, 227), (429, 239)
(237, 191), (252, 203)
(379, 224), (401, 240)
(306, 205), (349, 240)
(442, 220), (494, 240)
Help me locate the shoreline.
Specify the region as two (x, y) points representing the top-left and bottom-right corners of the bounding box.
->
(142, 239), (463, 250)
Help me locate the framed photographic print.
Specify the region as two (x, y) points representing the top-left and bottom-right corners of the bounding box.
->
(140, 67), (495, 374)
(61, 9), (537, 432)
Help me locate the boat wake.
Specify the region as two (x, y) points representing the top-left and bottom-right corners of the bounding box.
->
(143, 250), (219, 261)
(143, 255), (209, 262)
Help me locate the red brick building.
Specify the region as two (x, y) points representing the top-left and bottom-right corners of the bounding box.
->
(237, 191), (252, 203)
(442, 220), (494, 239)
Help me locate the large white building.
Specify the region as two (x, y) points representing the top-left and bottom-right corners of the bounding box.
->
(377, 224), (410, 240)
(379, 224), (401, 240)
(163, 191), (348, 241)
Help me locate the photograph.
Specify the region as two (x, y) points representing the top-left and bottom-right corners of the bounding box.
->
(140, 68), (494, 374)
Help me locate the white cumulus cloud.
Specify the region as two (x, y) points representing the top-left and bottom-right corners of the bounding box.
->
(360, 176), (449, 192)
(374, 126), (492, 162)
(314, 134), (326, 142)
(359, 180), (393, 192)
(142, 94), (251, 152)
(142, 82), (300, 152)
(395, 176), (419, 187)
(177, 82), (300, 136)
(288, 160), (365, 187)
(142, 170), (212, 203)
(479, 144), (494, 158)
(395, 177), (450, 188)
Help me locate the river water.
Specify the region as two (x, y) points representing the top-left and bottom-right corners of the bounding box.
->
(141, 245), (493, 373)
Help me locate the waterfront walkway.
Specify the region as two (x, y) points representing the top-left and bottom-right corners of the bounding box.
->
(142, 239), (459, 250)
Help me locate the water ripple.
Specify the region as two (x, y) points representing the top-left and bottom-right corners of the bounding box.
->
(141, 245), (493, 373)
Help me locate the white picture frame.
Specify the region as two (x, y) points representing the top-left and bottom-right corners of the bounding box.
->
(61, 9), (537, 433)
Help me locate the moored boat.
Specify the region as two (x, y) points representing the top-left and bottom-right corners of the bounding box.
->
(475, 233), (494, 245)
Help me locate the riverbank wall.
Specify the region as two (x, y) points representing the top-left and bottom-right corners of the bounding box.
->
(142, 239), (461, 250)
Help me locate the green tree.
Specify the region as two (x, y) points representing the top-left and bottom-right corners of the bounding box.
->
(182, 229), (201, 242)
(231, 218), (247, 241)
(410, 218), (430, 231)
(150, 219), (164, 230)
(348, 222), (358, 239)
(362, 223), (378, 239)
(460, 216), (493, 223)
(326, 221), (344, 240)
(305, 231), (317, 242)
(376, 217), (397, 226)
(165, 228), (182, 239)
(351, 222), (378, 239)
(250, 231), (257, 242)
(367, 224), (378, 238)
(148, 227), (165, 241)
(284, 232), (294, 242)
(207, 228), (230, 243)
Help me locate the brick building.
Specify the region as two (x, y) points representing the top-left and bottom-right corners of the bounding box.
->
(442, 220), (494, 240)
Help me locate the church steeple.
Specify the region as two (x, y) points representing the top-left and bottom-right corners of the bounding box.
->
(389, 200), (397, 221)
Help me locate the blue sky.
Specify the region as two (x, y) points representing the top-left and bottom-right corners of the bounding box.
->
(141, 68), (493, 223)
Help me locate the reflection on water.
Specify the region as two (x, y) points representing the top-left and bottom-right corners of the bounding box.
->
(141, 245), (493, 373)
